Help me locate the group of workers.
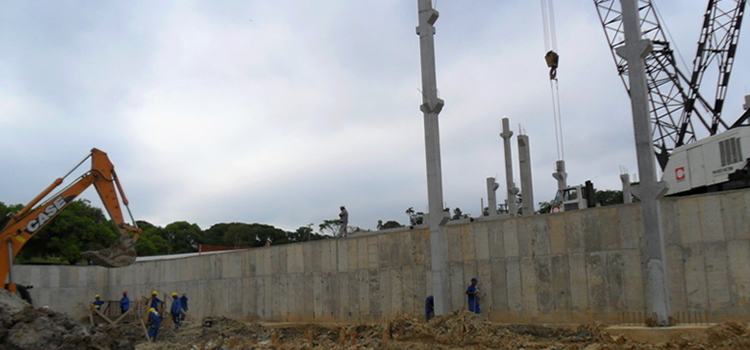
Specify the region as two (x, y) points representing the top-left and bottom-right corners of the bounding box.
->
(95, 278), (482, 337)
(91, 290), (189, 341)
(425, 277), (482, 322)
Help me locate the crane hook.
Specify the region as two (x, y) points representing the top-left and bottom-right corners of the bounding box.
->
(545, 50), (559, 80)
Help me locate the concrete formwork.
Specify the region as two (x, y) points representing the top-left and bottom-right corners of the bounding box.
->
(16, 189), (750, 324)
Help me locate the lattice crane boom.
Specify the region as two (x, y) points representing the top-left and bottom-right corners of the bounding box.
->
(594, 0), (747, 170)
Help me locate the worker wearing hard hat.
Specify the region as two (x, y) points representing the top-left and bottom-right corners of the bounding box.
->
(147, 307), (161, 340)
(170, 292), (184, 329)
(91, 294), (104, 312)
(149, 291), (161, 310)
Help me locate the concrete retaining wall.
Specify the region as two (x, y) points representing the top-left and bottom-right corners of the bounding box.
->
(16, 189), (750, 324)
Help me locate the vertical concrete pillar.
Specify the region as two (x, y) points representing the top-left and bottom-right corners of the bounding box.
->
(518, 133), (534, 216)
(553, 160), (567, 190)
(416, 0), (450, 315)
(500, 117), (519, 216)
(486, 177), (499, 216)
(743, 94), (749, 110)
(620, 173), (632, 204)
(616, 0), (671, 326)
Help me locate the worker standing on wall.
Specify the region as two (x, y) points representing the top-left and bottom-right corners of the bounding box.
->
(466, 278), (481, 314)
(338, 206), (348, 237)
(147, 308), (161, 341)
(170, 292), (183, 329)
(120, 291), (130, 314)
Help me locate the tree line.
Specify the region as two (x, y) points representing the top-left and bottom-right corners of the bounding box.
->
(0, 200), (330, 265)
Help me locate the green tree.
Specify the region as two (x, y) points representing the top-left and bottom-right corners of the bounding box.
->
(377, 220), (403, 230)
(161, 221), (202, 254)
(16, 199), (118, 264)
(595, 189), (624, 206)
(537, 201), (552, 214)
(135, 226), (169, 256)
(318, 219), (342, 237)
(451, 207), (469, 220)
(0, 202), (23, 227)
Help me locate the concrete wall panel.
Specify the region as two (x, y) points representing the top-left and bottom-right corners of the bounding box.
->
(564, 211), (584, 253)
(535, 256), (554, 314)
(532, 216), (551, 257)
(490, 259), (508, 314)
(705, 242), (731, 310)
(727, 240), (750, 306)
(720, 191), (748, 241)
(683, 244), (708, 309)
(13, 189), (750, 324)
(551, 255), (571, 312)
(620, 204), (642, 249)
(502, 219), (519, 258)
(700, 196), (725, 242)
(505, 258), (522, 314)
(548, 215), (566, 255)
(678, 197), (702, 245)
(520, 257), (539, 317)
(666, 245), (687, 311)
(474, 224), (490, 261)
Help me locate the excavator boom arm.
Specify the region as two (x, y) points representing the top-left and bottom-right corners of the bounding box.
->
(0, 148), (141, 286)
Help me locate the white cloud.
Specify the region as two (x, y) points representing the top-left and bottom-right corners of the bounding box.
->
(1, 1), (748, 233)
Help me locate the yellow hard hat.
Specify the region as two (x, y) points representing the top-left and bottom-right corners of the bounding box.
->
(152, 291), (158, 295)
(94, 294), (100, 298)
(172, 292), (178, 297)
(149, 307), (155, 312)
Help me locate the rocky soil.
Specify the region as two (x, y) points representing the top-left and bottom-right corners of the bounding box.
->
(1, 289), (749, 350)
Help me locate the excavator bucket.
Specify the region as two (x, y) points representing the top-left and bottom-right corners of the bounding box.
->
(81, 236), (137, 268)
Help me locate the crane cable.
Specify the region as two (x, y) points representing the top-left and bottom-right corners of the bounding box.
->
(541, 0), (565, 161)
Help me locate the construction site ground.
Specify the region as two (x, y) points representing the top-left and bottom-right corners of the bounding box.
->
(1, 290), (748, 350)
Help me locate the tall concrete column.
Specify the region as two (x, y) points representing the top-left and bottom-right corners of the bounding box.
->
(621, 173), (632, 204)
(416, 0), (450, 315)
(553, 160), (567, 190)
(486, 177), (499, 216)
(518, 133), (534, 216)
(616, 0), (671, 326)
(500, 118), (518, 216)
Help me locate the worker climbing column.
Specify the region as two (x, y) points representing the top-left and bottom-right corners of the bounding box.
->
(616, 0), (672, 326)
(416, 0), (450, 315)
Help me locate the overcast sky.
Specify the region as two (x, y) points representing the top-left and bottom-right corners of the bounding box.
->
(1, 1), (748, 233)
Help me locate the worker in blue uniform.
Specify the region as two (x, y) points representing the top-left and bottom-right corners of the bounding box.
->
(466, 278), (481, 314)
(425, 295), (434, 322)
(147, 308), (161, 340)
(150, 291), (161, 310)
(91, 294), (104, 313)
(179, 293), (188, 320)
(120, 291), (130, 314)
(170, 292), (183, 328)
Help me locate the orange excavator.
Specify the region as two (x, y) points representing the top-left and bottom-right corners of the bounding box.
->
(0, 148), (141, 293)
